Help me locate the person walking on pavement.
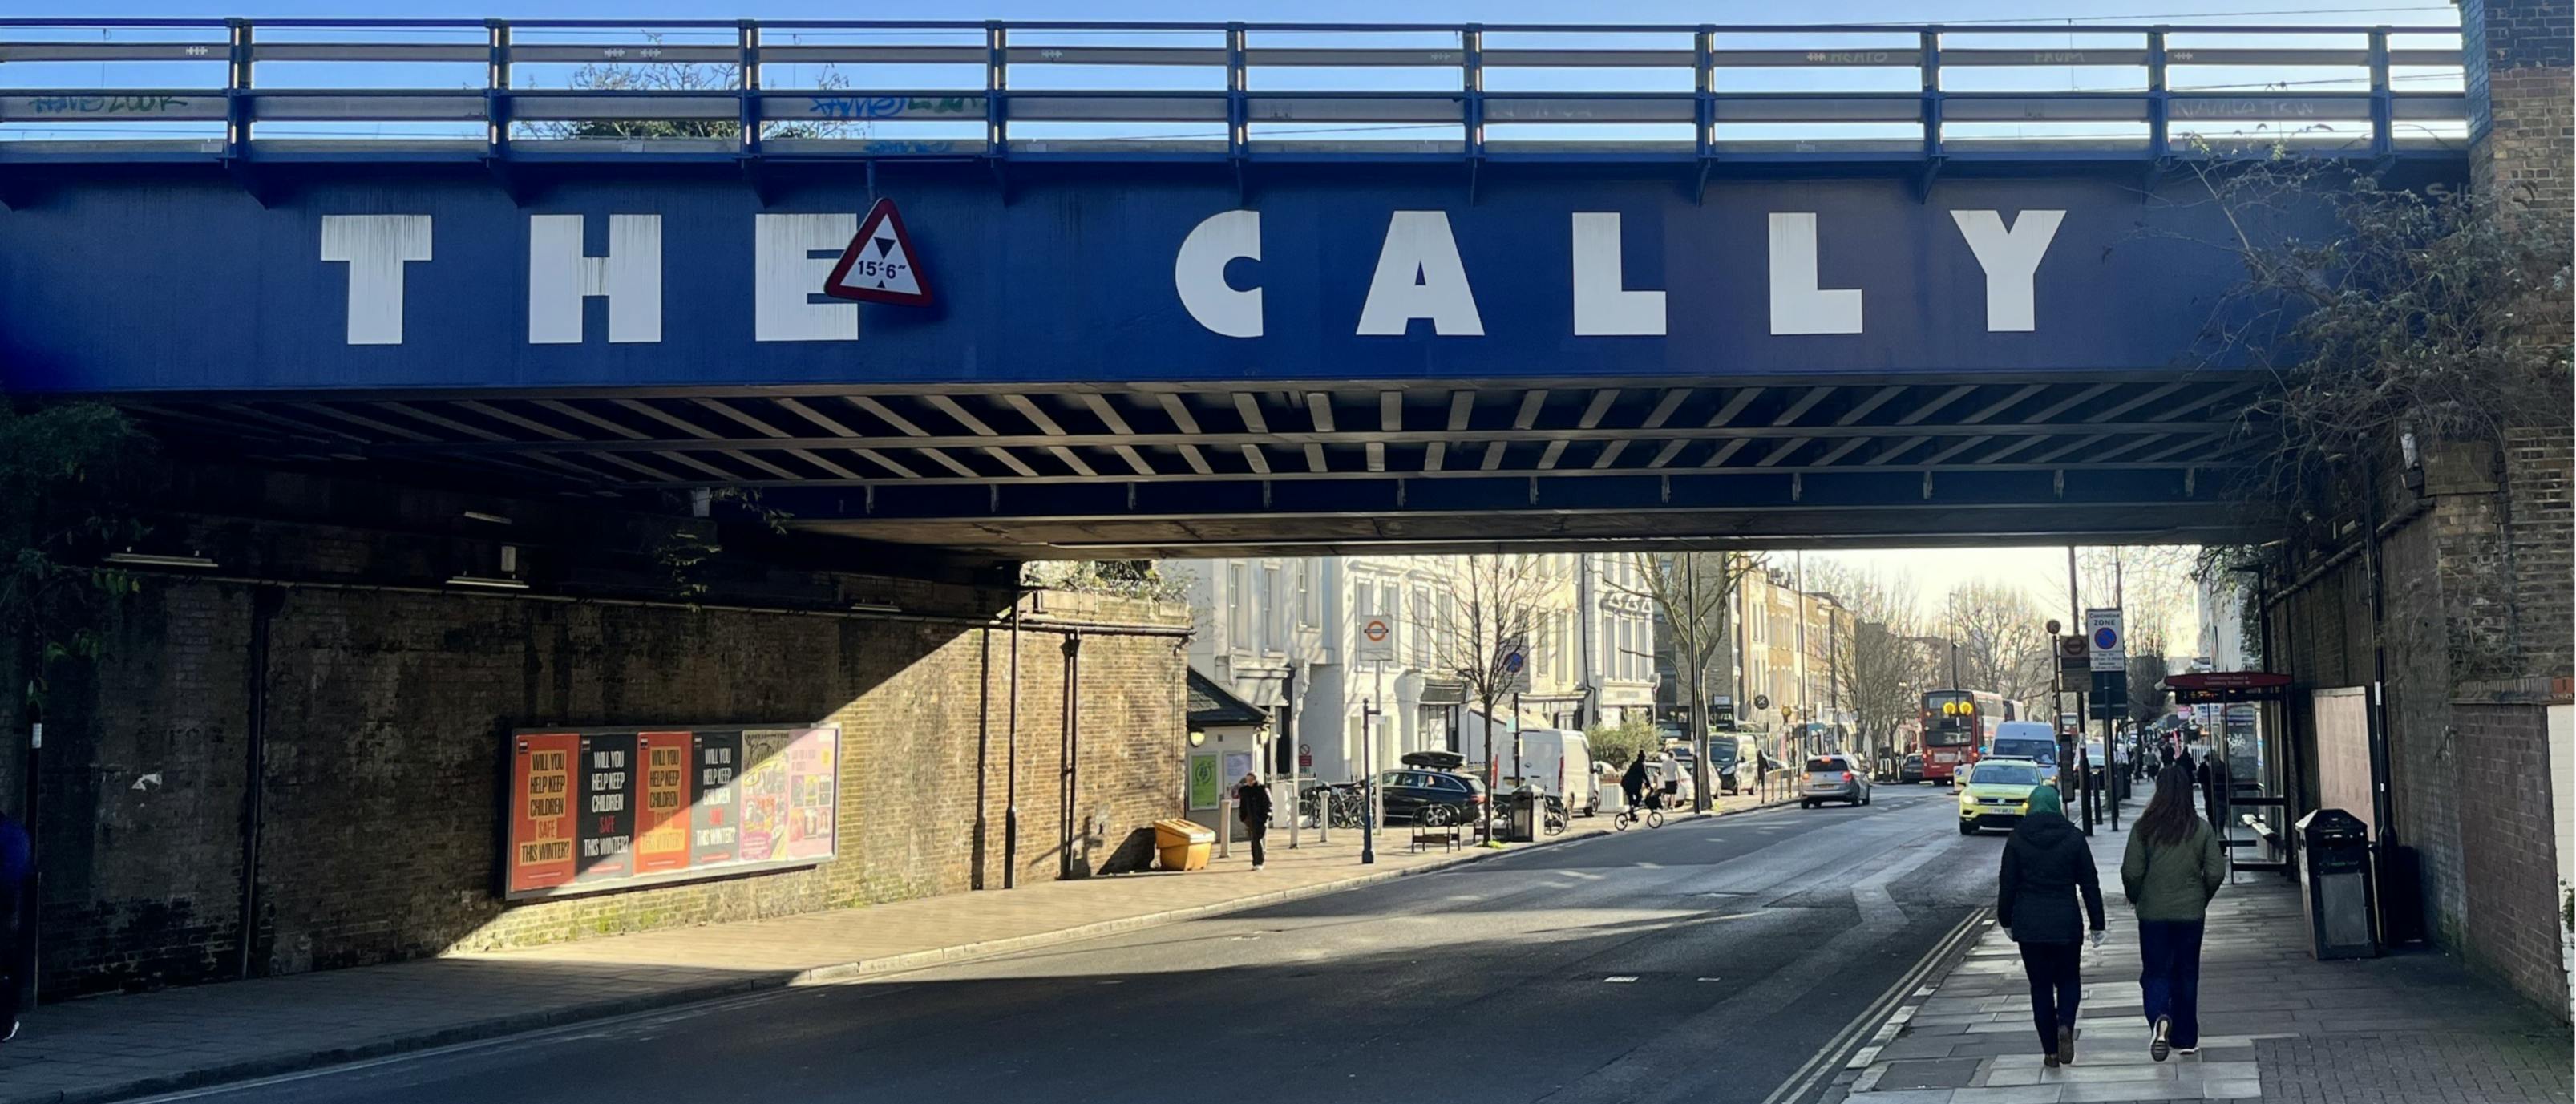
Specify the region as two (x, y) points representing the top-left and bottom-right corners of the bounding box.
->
(1655, 747), (1683, 807)
(0, 808), (29, 1042)
(1235, 773), (1272, 872)
(1998, 786), (2107, 1068)
(2122, 763), (2227, 1062)
(1620, 754), (1649, 812)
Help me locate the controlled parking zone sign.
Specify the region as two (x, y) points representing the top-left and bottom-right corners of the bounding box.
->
(1498, 633), (1531, 693)
(2086, 608), (2125, 672)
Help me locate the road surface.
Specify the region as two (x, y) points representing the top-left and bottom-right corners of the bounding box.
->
(155, 785), (2007, 1104)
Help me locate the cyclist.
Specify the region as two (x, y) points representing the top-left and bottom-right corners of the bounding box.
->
(1620, 754), (1648, 813)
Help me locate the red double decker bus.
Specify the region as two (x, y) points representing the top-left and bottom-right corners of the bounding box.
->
(1919, 689), (2011, 784)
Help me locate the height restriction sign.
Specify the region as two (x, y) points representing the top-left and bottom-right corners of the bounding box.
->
(823, 197), (934, 306)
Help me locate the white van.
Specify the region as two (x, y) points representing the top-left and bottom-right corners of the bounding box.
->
(1517, 729), (1599, 815)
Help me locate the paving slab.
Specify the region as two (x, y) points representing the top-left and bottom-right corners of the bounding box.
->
(1837, 791), (2574, 1104)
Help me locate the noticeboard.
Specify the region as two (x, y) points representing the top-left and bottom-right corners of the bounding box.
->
(504, 725), (839, 901)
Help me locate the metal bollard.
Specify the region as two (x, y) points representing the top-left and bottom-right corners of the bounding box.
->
(1219, 795), (1232, 859)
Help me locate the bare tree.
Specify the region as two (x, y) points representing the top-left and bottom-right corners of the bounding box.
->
(1806, 564), (1935, 773)
(1428, 554), (1552, 838)
(525, 43), (852, 142)
(1943, 579), (2056, 710)
(1614, 549), (1765, 811)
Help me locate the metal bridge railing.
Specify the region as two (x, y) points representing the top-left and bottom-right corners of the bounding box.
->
(0, 18), (2467, 164)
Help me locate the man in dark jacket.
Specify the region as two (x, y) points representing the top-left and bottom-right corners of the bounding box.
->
(1997, 787), (2106, 1067)
(1620, 755), (1649, 811)
(1235, 774), (1273, 871)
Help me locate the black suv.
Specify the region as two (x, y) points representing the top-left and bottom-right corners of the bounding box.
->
(1377, 751), (1487, 825)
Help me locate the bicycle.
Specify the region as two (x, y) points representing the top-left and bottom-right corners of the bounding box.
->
(1542, 795), (1569, 836)
(1612, 794), (1666, 831)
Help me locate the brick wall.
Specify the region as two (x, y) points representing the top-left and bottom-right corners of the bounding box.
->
(2451, 682), (2572, 1013)
(2504, 428), (2574, 677)
(2, 473), (1189, 999)
(2463, 0), (2576, 212)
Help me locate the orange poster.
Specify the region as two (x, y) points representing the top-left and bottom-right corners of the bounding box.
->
(508, 733), (579, 894)
(633, 730), (693, 874)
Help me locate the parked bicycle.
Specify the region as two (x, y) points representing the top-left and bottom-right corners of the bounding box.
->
(1298, 783), (1366, 829)
(1543, 794), (1570, 836)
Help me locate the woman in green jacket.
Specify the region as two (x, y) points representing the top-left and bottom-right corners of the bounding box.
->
(2121, 762), (2227, 1061)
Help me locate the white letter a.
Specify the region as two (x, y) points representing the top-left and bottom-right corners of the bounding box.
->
(1357, 212), (1483, 337)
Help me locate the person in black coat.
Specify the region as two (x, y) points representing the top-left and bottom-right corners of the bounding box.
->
(1235, 774), (1273, 871)
(1621, 755), (1649, 811)
(1998, 786), (2106, 1067)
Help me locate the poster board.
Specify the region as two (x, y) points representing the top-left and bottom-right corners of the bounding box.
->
(505, 725), (839, 901)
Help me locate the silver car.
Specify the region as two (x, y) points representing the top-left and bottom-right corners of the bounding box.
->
(1799, 754), (1873, 807)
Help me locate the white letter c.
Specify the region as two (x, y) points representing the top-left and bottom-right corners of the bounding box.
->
(1176, 209), (1262, 338)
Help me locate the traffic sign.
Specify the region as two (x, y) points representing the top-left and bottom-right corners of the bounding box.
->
(822, 197), (934, 306)
(1497, 633), (1531, 692)
(2085, 608), (2125, 672)
(1357, 610), (1394, 662)
(1753, 693), (1772, 711)
(1297, 743), (1312, 770)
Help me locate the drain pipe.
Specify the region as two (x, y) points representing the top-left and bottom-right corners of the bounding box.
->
(1004, 595), (1021, 889)
(234, 588), (278, 980)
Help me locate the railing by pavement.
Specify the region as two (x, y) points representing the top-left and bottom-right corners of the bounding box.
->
(0, 18), (2467, 164)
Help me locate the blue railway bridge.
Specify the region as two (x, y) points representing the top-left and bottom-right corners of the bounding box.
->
(0, 18), (2472, 557)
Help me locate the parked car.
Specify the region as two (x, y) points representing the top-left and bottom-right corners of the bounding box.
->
(1956, 757), (2046, 834)
(1899, 753), (1926, 784)
(1375, 755), (1486, 825)
(1799, 754), (1872, 808)
(1518, 728), (1599, 815)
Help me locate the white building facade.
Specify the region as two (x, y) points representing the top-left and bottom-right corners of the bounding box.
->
(1178, 553), (1649, 784)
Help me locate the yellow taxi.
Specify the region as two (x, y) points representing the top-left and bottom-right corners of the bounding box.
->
(1956, 758), (2048, 835)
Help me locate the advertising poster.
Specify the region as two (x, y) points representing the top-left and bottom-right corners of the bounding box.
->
(690, 729), (742, 867)
(785, 727), (838, 860)
(633, 730), (693, 874)
(1188, 754), (1220, 811)
(574, 732), (638, 884)
(503, 724), (839, 901)
(736, 729), (794, 864)
(507, 732), (580, 895)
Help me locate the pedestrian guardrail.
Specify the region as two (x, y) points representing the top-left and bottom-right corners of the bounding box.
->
(0, 18), (2465, 164)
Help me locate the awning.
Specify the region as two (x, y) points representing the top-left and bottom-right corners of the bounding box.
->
(1418, 679), (1466, 707)
(2162, 671), (2291, 704)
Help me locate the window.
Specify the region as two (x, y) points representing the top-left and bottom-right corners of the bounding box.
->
(1262, 564), (1283, 651)
(1411, 584), (1434, 667)
(1227, 562), (1249, 650)
(1298, 561), (1317, 627)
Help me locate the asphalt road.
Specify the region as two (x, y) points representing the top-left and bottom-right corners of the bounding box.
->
(157, 785), (2004, 1104)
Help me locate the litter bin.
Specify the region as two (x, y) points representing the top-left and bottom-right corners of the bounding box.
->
(1504, 789), (1543, 843)
(2295, 808), (2378, 960)
(1155, 818), (1214, 871)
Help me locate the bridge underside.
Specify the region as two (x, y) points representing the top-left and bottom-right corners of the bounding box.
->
(125, 373), (2266, 559)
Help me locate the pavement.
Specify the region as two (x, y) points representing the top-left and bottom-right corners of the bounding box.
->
(0, 787), (1799, 1104)
(1831, 788), (2575, 1104)
(34, 783), (1974, 1104)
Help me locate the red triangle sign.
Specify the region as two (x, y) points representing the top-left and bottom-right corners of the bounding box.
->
(822, 198), (933, 307)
